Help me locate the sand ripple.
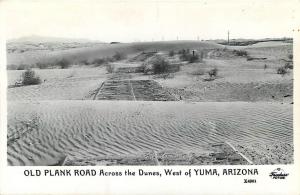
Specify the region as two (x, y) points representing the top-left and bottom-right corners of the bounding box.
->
(7, 101), (292, 165)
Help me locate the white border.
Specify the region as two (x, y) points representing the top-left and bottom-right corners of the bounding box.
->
(0, 1), (299, 194)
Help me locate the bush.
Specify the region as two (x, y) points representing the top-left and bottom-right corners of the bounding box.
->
(21, 69), (41, 85)
(191, 68), (205, 75)
(141, 55), (170, 75)
(169, 50), (175, 57)
(189, 54), (199, 63)
(92, 58), (107, 66)
(113, 52), (126, 61)
(17, 64), (31, 70)
(153, 73), (175, 79)
(106, 64), (114, 73)
(79, 59), (91, 66)
(151, 56), (169, 74)
(7, 65), (18, 70)
(178, 49), (184, 55)
(179, 53), (188, 61)
(36, 62), (49, 69)
(233, 50), (248, 56)
(105, 57), (114, 62)
(284, 62), (293, 69)
(208, 68), (218, 78)
(57, 58), (71, 69)
(178, 49), (190, 55)
(277, 67), (288, 75)
(179, 51), (199, 63)
(179, 53), (191, 61)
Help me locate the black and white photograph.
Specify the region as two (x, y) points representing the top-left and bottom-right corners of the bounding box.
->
(2, 0), (300, 194)
(3, 0), (295, 167)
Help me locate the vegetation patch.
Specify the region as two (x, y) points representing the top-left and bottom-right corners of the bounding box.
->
(233, 50), (248, 57)
(277, 67), (288, 76)
(57, 58), (71, 69)
(106, 64), (115, 73)
(168, 50), (175, 57)
(113, 52), (126, 61)
(7, 64), (33, 70)
(191, 68), (205, 76)
(21, 69), (41, 85)
(141, 55), (171, 74)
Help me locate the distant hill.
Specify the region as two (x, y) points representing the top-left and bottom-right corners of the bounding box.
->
(217, 37), (293, 46)
(7, 35), (103, 43)
(7, 40), (224, 66)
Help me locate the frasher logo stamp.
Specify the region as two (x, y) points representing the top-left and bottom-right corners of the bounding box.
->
(269, 168), (289, 179)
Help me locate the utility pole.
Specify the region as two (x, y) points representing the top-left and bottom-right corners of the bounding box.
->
(227, 30), (230, 45)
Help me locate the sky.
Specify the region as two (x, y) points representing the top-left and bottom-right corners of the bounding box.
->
(1, 0), (298, 42)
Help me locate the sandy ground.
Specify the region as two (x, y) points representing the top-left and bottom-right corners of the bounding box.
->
(7, 41), (222, 66)
(6, 40), (293, 165)
(7, 67), (108, 101)
(153, 44), (293, 103)
(7, 101), (292, 166)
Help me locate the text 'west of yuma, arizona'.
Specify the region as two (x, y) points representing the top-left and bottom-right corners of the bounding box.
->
(24, 168), (258, 178)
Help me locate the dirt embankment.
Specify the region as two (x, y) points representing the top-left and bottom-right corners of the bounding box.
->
(166, 81), (293, 102)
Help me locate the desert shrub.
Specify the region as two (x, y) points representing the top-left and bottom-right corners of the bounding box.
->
(113, 52), (126, 61)
(153, 73), (175, 79)
(141, 64), (152, 74)
(179, 52), (199, 63)
(21, 69), (41, 85)
(233, 50), (248, 56)
(208, 68), (218, 78)
(189, 54), (199, 63)
(179, 53), (188, 61)
(106, 64), (114, 73)
(284, 62), (293, 69)
(79, 59), (91, 66)
(142, 55), (170, 74)
(36, 62), (49, 69)
(191, 68), (205, 75)
(92, 58), (107, 66)
(169, 50), (175, 57)
(17, 64), (31, 70)
(57, 58), (71, 69)
(6, 64), (32, 70)
(151, 56), (169, 74)
(105, 57), (114, 62)
(7, 65), (18, 70)
(277, 67), (288, 75)
(178, 49), (188, 55)
(178, 48), (200, 63)
(179, 52), (190, 61)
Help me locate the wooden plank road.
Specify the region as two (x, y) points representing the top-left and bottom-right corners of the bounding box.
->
(94, 79), (177, 101)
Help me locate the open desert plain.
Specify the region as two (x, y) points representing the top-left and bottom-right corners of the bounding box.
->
(7, 37), (293, 165)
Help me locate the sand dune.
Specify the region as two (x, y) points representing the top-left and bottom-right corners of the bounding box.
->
(7, 101), (292, 166)
(7, 41), (223, 66)
(7, 68), (107, 101)
(6, 41), (293, 166)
